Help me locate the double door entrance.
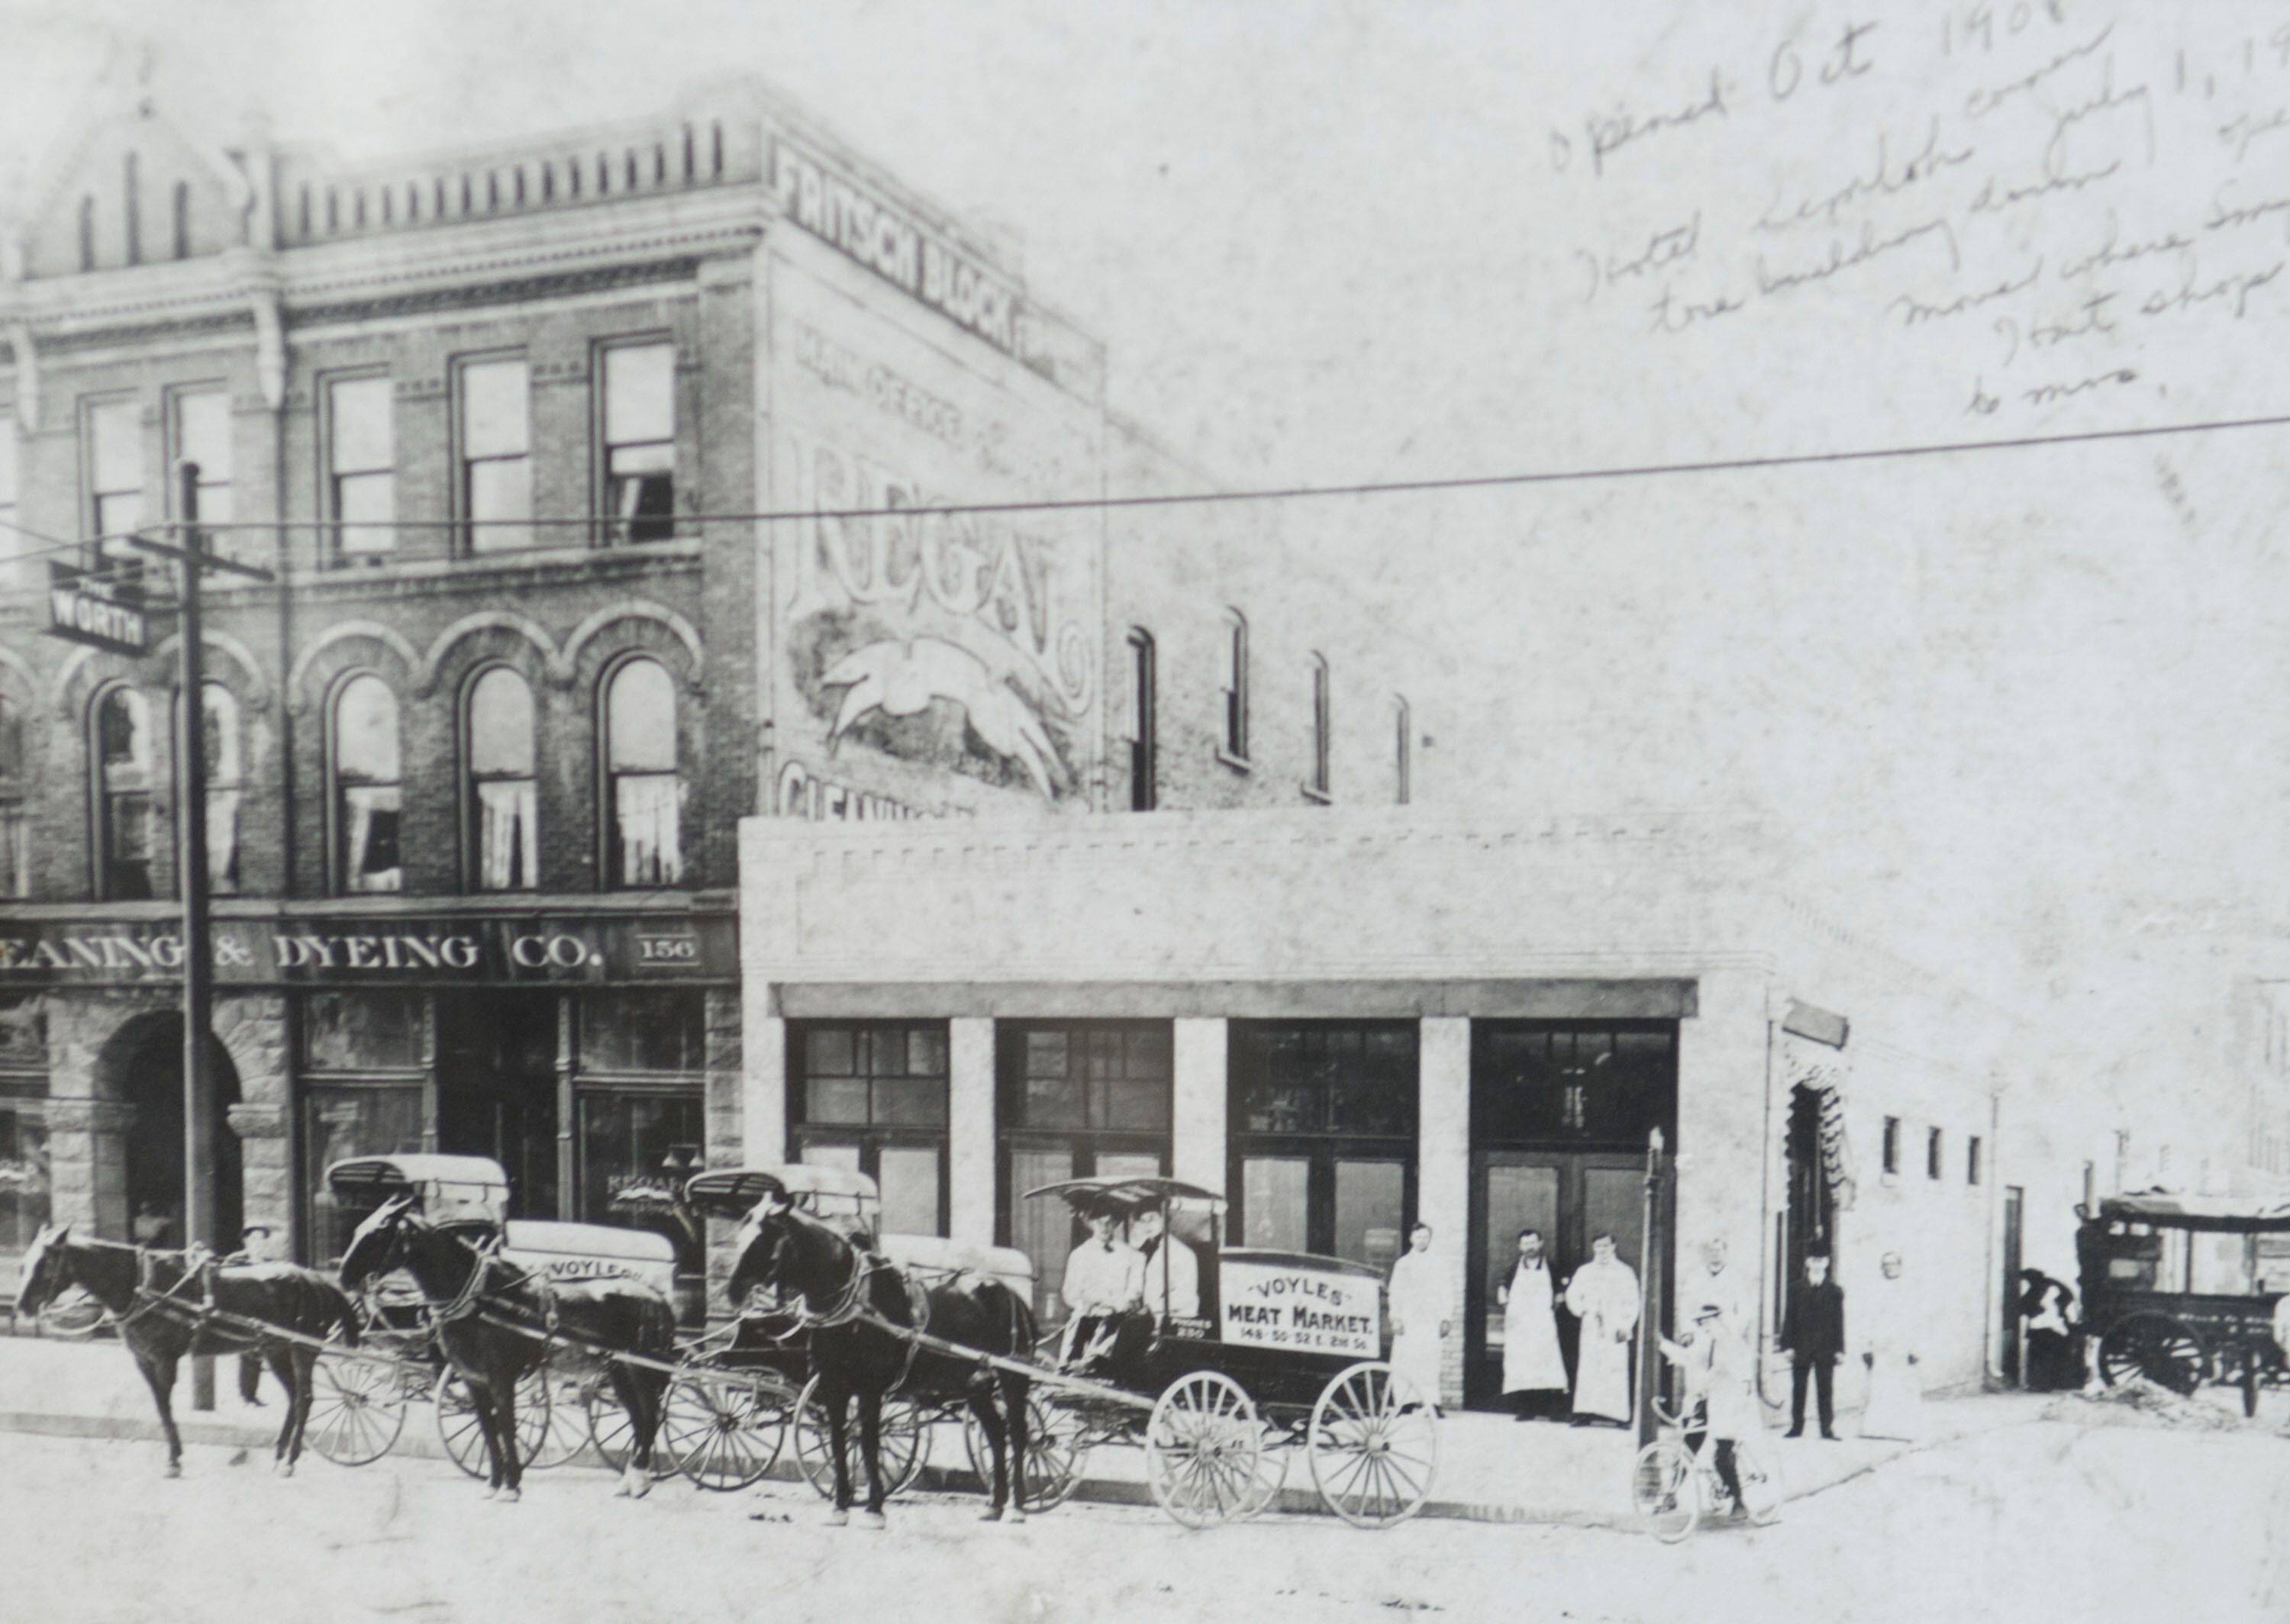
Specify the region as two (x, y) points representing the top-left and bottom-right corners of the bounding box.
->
(1464, 1150), (1658, 1409)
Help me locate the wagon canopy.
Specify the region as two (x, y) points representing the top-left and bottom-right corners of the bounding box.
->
(1024, 1175), (1227, 1216)
(2099, 1191), (2290, 1233)
(325, 1155), (510, 1226)
(683, 1164), (881, 1220)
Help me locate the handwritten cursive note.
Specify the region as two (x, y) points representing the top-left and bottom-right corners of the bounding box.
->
(1541, 4), (2290, 437)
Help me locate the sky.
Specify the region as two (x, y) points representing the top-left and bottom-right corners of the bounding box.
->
(5, 0), (2287, 1107)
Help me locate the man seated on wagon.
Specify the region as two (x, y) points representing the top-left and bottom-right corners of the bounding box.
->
(1132, 1202), (1201, 1324)
(1059, 1197), (1143, 1371)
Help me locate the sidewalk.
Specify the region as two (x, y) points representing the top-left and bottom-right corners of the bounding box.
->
(0, 1327), (2050, 1527)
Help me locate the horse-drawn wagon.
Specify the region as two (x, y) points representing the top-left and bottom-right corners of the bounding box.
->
(2079, 1191), (2290, 1416)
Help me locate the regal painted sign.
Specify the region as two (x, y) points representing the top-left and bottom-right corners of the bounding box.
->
(0, 914), (735, 986)
(773, 139), (1024, 360)
(1220, 1255), (1383, 1358)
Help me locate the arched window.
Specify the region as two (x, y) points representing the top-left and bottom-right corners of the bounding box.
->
(122, 153), (140, 266)
(0, 692), (26, 897)
(332, 675), (402, 894)
(93, 685), (155, 899)
(1392, 697), (1412, 807)
(465, 667), (537, 891)
(193, 684), (242, 894)
(1127, 628), (1156, 812)
(1306, 655), (1331, 802)
(1220, 611), (1250, 763)
(603, 659), (682, 888)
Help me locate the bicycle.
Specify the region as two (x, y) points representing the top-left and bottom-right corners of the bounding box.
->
(1630, 1413), (1782, 1542)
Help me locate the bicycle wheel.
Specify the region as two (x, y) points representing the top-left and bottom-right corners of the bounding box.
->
(1732, 1434), (1782, 1526)
(1631, 1438), (1699, 1542)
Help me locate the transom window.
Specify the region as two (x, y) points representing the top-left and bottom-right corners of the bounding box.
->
(602, 342), (676, 544)
(332, 675), (402, 894)
(326, 375), (395, 564)
(603, 658), (682, 888)
(465, 667), (537, 891)
(457, 356), (531, 554)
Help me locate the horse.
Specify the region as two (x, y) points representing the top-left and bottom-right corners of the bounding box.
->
(337, 1194), (675, 1503)
(727, 1192), (1036, 1529)
(14, 1223), (361, 1478)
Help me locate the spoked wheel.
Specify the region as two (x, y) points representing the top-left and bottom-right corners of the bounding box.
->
(960, 1392), (1086, 1513)
(1632, 1438), (1699, 1542)
(792, 1375), (928, 1500)
(1146, 1370), (1262, 1529)
(660, 1368), (797, 1490)
(2098, 1313), (2206, 1397)
(523, 1370), (591, 1470)
(1305, 1362), (1439, 1529)
(1236, 1422), (1293, 1520)
(434, 1368), (551, 1481)
(303, 1352), (408, 1466)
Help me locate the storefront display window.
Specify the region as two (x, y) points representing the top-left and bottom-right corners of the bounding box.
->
(793, 1022), (949, 1237)
(997, 1022), (1172, 1321)
(302, 991), (426, 1072)
(0, 997), (50, 1256)
(579, 989), (705, 1075)
(1229, 1021), (1416, 1269)
(304, 1085), (424, 1262)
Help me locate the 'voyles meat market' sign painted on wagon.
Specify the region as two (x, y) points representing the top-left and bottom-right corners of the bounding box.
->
(1219, 1254), (1382, 1358)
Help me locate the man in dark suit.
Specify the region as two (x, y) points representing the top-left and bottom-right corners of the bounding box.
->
(1780, 1250), (1845, 1439)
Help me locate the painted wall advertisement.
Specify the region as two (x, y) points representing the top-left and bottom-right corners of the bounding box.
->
(1220, 1255), (1384, 1358)
(772, 271), (1102, 815)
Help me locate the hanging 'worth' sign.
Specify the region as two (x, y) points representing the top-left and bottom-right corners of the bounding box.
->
(45, 562), (150, 656)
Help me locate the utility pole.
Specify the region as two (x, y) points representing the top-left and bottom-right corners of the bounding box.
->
(127, 465), (272, 1412)
(1636, 1126), (1668, 1450)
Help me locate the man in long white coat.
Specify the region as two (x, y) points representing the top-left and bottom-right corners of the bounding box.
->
(1499, 1229), (1569, 1420)
(1387, 1222), (1451, 1412)
(1859, 1250), (1924, 1441)
(1564, 1232), (1640, 1425)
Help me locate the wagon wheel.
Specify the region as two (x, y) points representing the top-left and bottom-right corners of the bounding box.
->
(1146, 1370), (1262, 1529)
(2097, 1313), (2205, 1397)
(522, 1369), (589, 1470)
(303, 1352), (408, 1466)
(1631, 1437), (1699, 1543)
(792, 1375), (928, 1500)
(960, 1392), (1085, 1513)
(434, 1368), (551, 1480)
(658, 1367), (795, 1490)
(1305, 1362), (1438, 1530)
(1235, 1419), (1293, 1520)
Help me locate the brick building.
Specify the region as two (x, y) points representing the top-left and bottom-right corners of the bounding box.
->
(0, 76), (1434, 1289)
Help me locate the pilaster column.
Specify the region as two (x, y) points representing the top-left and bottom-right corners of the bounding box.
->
(1418, 1017), (1471, 1410)
(948, 1018), (995, 1245)
(1172, 1019), (1227, 1191)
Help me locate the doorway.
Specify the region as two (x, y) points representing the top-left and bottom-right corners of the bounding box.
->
(1465, 1150), (1653, 1408)
(98, 1011), (243, 1246)
(2001, 1184), (2024, 1385)
(434, 992), (560, 1220)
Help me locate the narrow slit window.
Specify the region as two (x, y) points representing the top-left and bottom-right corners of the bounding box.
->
(1221, 611), (1249, 762)
(1127, 629), (1156, 811)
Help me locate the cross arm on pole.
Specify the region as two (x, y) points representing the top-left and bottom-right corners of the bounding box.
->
(121, 527), (276, 582)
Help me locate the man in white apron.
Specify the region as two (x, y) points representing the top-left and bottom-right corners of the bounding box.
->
(1499, 1229), (1569, 1419)
(1564, 1232), (1640, 1425)
(1386, 1222), (1451, 1413)
(1860, 1250), (1924, 1441)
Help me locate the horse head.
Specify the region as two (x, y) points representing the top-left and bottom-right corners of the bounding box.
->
(14, 1222), (72, 1316)
(726, 1191), (807, 1313)
(337, 1194), (418, 1292)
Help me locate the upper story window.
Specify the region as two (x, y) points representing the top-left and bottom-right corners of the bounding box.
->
(77, 196), (95, 272)
(1392, 697), (1412, 806)
(0, 418), (19, 587)
(456, 356), (531, 554)
(171, 182), (191, 259)
(122, 153), (141, 266)
(1305, 653), (1331, 802)
(92, 685), (156, 901)
(332, 675), (402, 894)
(603, 658), (682, 888)
(466, 666), (537, 891)
(1882, 1116), (1902, 1175)
(0, 694), (26, 898)
(169, 388), (234, 557)
(1127, 628), (1156, 812)
(85, 398), (143, 559)
(326, 374), (395, 566)
(1927, 1126), (1944, 1180)
(195, 684), (242, 896)
(602, 341), (675, 544)
(1220, 611), (1250, 763)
